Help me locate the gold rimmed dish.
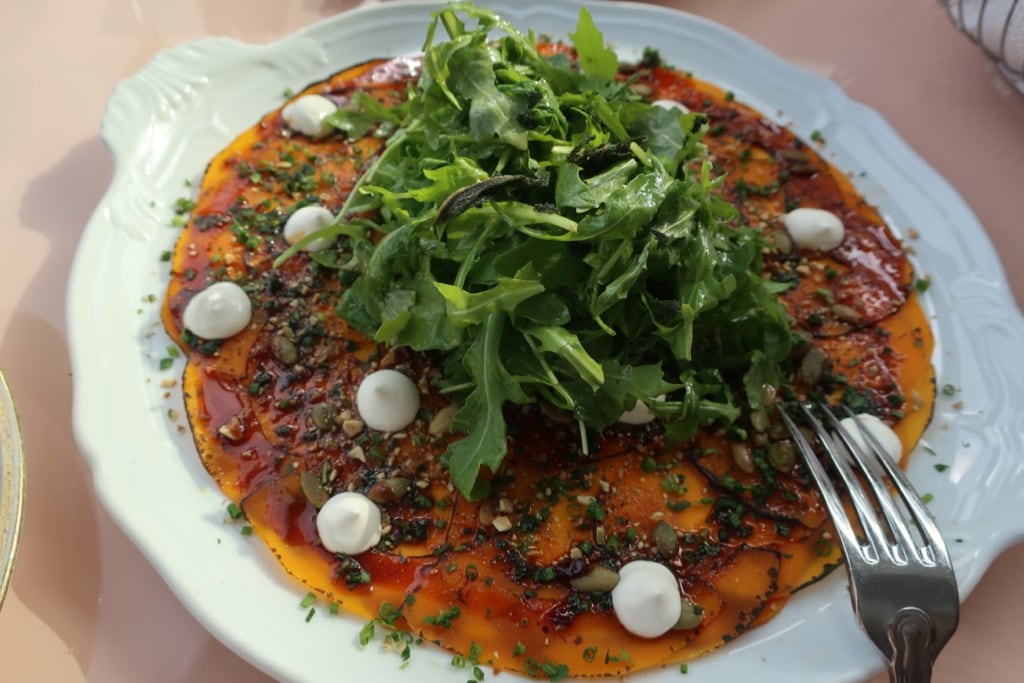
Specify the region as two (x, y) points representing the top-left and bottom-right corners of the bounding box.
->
(0, 370), (25, 609)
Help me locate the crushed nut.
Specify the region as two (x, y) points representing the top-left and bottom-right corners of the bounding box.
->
(342, 419), (365, 436)
(217, 415), (245, 442)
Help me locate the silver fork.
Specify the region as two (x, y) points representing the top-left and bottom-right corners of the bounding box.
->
(778, 401), (959, 683)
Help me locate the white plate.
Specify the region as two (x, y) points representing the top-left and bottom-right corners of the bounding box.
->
(68, 1), (1024, 681)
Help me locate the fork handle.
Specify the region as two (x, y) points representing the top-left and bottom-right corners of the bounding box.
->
(888, 607), (935, 683)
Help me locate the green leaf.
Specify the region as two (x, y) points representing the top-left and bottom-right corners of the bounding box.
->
(569, 8), (618, 82)
(442, 313), (528, 499)
(524, 325), (604, 389)
(407, 158), (490, 204)
(324, 91), (405, 139)
(434, 278), (545, 327)
(573, 168), (672, 241)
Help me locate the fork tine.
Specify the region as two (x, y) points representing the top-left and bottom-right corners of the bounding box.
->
(830, 404), (952, 568)
(794, 402), (895, 556)
(813, 402), (922, 561)
(776, 404), (862, 556)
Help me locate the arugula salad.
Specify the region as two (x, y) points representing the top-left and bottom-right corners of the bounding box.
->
(279, 3), (796, 500)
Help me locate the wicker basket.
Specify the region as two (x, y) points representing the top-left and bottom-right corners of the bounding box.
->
(943, 0), (1024, 90)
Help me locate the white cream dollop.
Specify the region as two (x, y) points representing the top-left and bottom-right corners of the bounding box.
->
(836, 413), (903, 463)
(281, 94), (337, 138)
(356, 369), (421, 432)
(617, 395), (665, 425)
(611, 560), (682, 638)
(283, 204), (335, 252)
(316, 492), (382, 555)
(782, 207), (845, 251)
(182, 281), (252, 340)
(652, 98), (690, 114)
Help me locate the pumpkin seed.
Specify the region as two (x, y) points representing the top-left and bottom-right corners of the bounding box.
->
(367, 477), (411, 504)
(768, 440), (796, 472)
(773, 230), (793, 254)
(311, 404), (336, 431)
(674, 598), (704, 630)
(429, 404), (459, 435)
(301, 470), (330, 509)
(731, 442), (755, 474)
(570, 565), (620, 593)
(798, 346), (827, 385)
(780, 148), (811, 163)
(750, 407), (770, 433)
(653, 520), (679, 557)
(831, 304), (862, 324)
(271, 334), (299, 366)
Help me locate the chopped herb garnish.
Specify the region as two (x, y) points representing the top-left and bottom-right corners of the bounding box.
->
(424, 605), (462, 628)
(226, 502), (243, 520)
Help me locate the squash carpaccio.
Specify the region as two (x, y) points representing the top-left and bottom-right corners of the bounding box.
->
(162, 52), (934, 678)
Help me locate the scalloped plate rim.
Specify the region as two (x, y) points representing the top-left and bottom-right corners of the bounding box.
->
(69, 2), (1024, 682)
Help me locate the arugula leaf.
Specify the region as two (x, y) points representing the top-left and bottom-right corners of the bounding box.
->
(435, 278), (545, 327)
(323, 92), (405, 139)
(283, 3), (797, 500)
(569, 8), (619, 82)
(442, 312), (528, 499)
(524, 325), (604, 390)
